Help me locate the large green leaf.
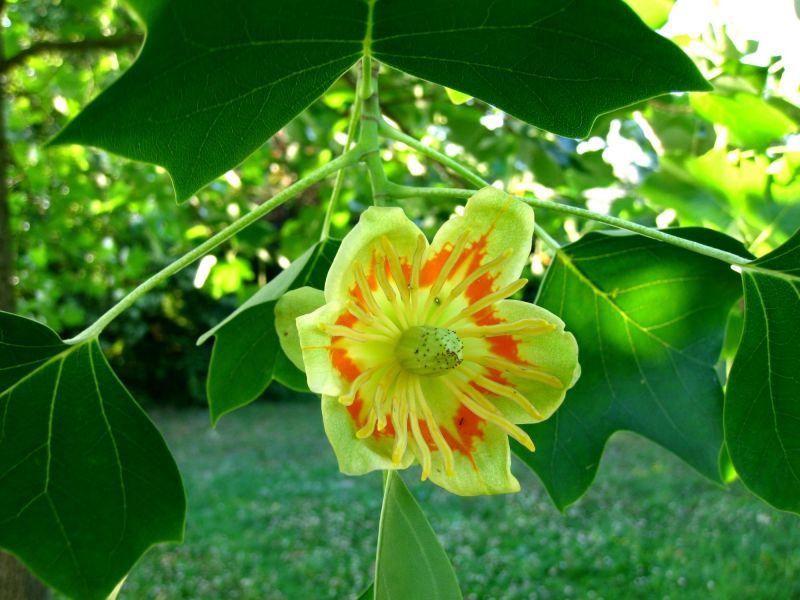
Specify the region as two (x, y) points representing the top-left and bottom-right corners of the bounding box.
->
(372, 0), (707, 139)
(53, 0), (368, 200)
(515, 229), (745, 509)
(200, 239), (339, 424)
(54, 0), (707, 198)
(0, 312), (185, 600)
(374, 472), (462, 600)
(726, 231), (800, 513)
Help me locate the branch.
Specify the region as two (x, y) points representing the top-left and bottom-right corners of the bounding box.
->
(1, 32), (143, 73)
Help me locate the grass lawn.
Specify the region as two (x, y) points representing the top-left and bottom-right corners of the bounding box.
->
(117, 396), (800, 600)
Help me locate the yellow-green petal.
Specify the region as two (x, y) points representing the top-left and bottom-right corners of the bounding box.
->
(321, 395), (414, 476)
(461, 299), (580, 424)
(325, 206), (426, 303)
(296, 300), (350, 397)
(423, 187), (533, 299)
(275, 286), (325, 373)
(416, 376), (520, 495)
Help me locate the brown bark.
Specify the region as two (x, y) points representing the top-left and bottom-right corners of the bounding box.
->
(0, 32), (143, 73)
(0, 554), (49, 600)
(0, 4), (48, 597)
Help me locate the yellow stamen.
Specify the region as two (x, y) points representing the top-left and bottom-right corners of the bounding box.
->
(421, 228), (471, 317)
(319, 323), (390, 343)
(356, 409), (377, 438)
(443, 279), (528, 327)
(410, 234), (426, 323)
(478, 356), (564, 389)
(413, 378), (455, 476)
(375, 254), (410, 329)
(408, 393), (432, 480)
(380, 236), (411, 305)
(339, 364), (387, 406)
(391, 373), (410, 464)
(345, 301), (398, 336)
(463, 366), (545, 421)
(354, 263), (384, 317)
(447, 249), (514, 302)
(456, 318), (555, 338)
(374, 365), (401, 431)
(443, 376), (535, 452)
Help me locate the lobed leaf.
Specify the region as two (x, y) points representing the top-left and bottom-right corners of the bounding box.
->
(515, 229), (745, 509)
(54, 0), (707, 198)
(374, 472), (462, 600)
(726, 230), (800, 513)
(200, 239), (339, 425)
(0, 312), (185, 600)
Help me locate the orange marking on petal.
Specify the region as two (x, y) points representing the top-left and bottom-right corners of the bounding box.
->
(452, 235), (487, 282)
(416, 409), (485, 468)
(442, 405), (485, 468)
(473, 306), (501, 326)
(374, 418), (396, 440)
(420, 246), (452, 286)
(466, 272), (497, 304)
(331, 347), (361, 382)
(470, 367), (511, 394)
(347, 394), (364, 428)
(488, 334), (526, 365)
(336, 311), (358, 328)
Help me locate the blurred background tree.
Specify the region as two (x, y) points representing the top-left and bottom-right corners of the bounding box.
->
(2, 0), (799, 597)
(7, 0), (799, 408)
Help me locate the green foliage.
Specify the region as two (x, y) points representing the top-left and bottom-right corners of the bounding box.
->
(0, 313), (185, 600)
(516, 229), (745, 507)
(53, 0), (707, 199)
(201, 239), (339, 424)
(726, 231), (800, 512)
(374, 472), (462, 600)
(4, 0), (800, 597)
(372, 0), (707, 137)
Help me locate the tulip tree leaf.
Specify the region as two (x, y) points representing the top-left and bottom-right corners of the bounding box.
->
(356, 583), (375, 600)
(372, 0), (708, 139)
(200, 239), (339, 425)
(515, 229), (745, 509)
(726, 230), (800, 513)
(54, 0), (707, 199)
(0, 312), (185, 600)
(375, 472), (462, 600)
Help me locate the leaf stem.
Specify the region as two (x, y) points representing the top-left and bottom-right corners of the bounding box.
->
(534, 223), (561, 250)
(360, 59), (388, 206)
(320, 72), (363, 240)
(65, 150), (362, 345)
(378, 120), (751, 267)
(378, 118), (486, 188)
(519, 196), (751, 266)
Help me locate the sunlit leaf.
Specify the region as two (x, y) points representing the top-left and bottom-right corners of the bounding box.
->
(623, 0), (675, 28)
(726, 230), (800, 513)
(375, 472), (462, 600)
(200, 239), (339, 424)
(691, 92), (796, 151)
(0, 312), (185, 600)
(515, 229), (745, 508)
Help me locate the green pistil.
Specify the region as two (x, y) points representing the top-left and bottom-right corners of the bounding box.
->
(396, 326), (464, 376)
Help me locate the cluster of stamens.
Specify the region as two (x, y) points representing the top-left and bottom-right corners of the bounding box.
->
(322, 231), (563, 480)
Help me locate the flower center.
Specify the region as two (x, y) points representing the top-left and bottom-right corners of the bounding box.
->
(396, 326), (464, 376)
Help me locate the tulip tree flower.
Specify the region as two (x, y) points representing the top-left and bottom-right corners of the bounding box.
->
(286, 188), (580, 495)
